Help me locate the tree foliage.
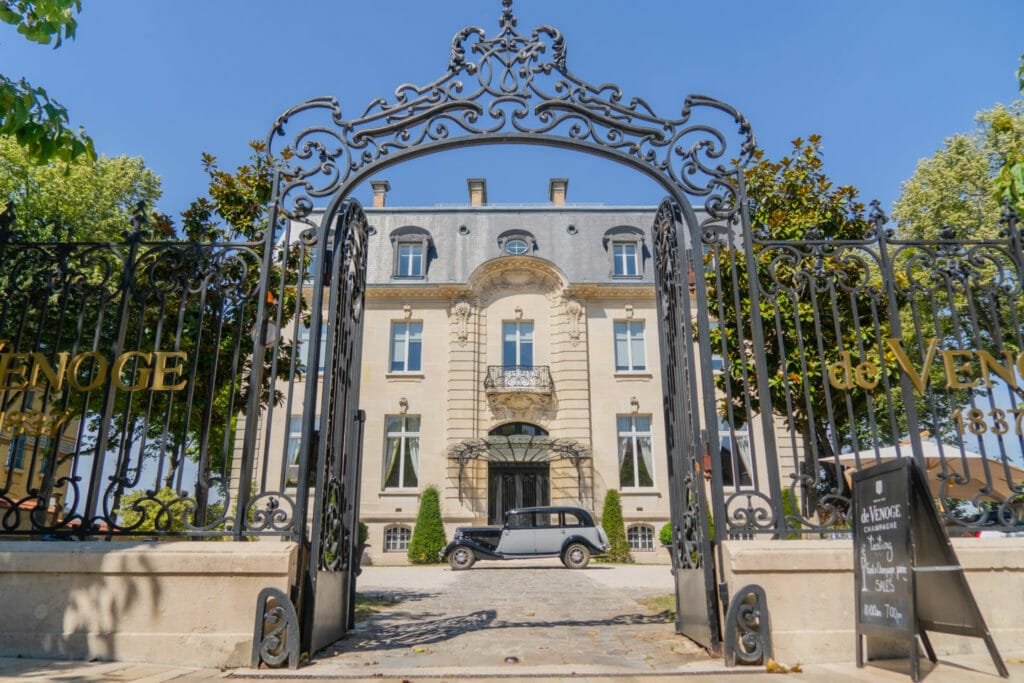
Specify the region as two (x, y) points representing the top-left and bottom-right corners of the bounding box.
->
(994, 57), (1024, 215)
(599, 489), (631, 563)
(0, 135), (160, 240)
(0, 1), (94, 164)
(710, 136), (899, 456)
(893, 101), (1024, 239)
(407, 486), (446, 564)
(892, 100), (1024, 406)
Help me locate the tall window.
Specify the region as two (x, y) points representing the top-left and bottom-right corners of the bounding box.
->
(719, 418), (752, 487)
(627, 524), (655, 551)
(383, 415), (419, 489)
(396, 243), (424, 277)
(286, 416), (303, 465)
(502, 321), (533, 367)
(384, 526), (412, 552)
(390, 322), (423, 372)
(614, 321), (646, 371)
(618, 415), (654, 488)
(612, 242), (639, 277)
(297, 323), (326, 374)
(5, 435), (25, 470)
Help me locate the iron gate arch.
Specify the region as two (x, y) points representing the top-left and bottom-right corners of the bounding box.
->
(2, 0), (1020, 668)
(274, 0), (760, 654)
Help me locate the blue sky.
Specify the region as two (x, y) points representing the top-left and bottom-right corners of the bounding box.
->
(4, 0), (1022, 221)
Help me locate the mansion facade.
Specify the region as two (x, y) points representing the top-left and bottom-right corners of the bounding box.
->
(291, 178), (748, 565)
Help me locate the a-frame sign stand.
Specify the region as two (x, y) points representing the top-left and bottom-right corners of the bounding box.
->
(852, 458), (1008, 681)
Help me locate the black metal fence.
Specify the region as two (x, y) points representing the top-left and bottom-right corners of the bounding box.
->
(700, 201), (1024, 538)
(0, 204), (321, 541)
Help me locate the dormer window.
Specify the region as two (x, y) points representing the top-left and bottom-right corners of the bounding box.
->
(602, 226), (646, 278)
(497, 230), (537, 256)
(389, 226), (433, 279)
(397, 243), (423, 276)
(612, 242), (639, 276)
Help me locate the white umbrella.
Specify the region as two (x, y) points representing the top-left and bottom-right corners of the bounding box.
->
(834, 441), (1024, 500)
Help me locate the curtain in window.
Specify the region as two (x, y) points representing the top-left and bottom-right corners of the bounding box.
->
(635, 431), (654, 486)
(618, 435), (635, 487)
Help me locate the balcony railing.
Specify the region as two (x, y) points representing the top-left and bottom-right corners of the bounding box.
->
(484, 365), (553, 395)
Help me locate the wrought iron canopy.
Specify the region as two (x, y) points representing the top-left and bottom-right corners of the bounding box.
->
(449, 434), (589, 465)
(267, 0), (755, 228)
(448, 435), (590, 503)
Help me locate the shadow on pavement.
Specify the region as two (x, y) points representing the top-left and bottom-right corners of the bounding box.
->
(329, 608), (674, 654)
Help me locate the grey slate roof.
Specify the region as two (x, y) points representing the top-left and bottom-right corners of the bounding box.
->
(362, 205), (662, 286)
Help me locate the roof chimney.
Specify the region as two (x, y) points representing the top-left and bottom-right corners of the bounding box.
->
(548, 178), (568, 207)
(467, 178), (488, 207)
(370, 180), (391, 208)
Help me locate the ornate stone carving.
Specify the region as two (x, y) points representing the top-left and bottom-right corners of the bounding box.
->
(566, 298), (583, 346)
(453, 300), (472, 347)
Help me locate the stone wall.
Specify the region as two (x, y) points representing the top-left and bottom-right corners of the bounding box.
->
(0, 541), (297, 667)
(719, 538), (1024, 665)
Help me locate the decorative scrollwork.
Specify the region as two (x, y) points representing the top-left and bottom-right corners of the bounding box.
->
(316, 200), (369, 572)
(724, 584), (772, 667)
(251, 587), (300, 670)
(267, 2), (755, 223)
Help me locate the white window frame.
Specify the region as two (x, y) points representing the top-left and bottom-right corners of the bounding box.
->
(297, 322), (327, 374)
(389, 321), (423, 373)
(396, 242), (424, 277)
(614, 320), (646, 372)
(502, 321), (534, 367)
(718, 418), (753, 488)
(384, 526), (412, 552)
(627, 524), (655, 551)
(612, 241), (640, 277)
(617, 414), (655, 488)
(383, 415), (420, 490)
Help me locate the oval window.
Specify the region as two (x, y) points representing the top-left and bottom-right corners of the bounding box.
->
(505, 239), (528, 255)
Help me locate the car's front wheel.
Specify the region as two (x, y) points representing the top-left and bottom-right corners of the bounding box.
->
(562, 542), (590, 569)
(448, 545), (476, 570)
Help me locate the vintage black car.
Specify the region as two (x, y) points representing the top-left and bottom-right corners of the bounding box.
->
(441, 506), (610, 570)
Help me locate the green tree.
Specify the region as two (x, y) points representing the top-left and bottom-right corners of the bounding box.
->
(712, 136), (897, 452)
(0, 135), (161, 240)
(893, 101), (1024, 240)
(994, 57), (1024, 214)
(892, 100), (1024, 406)
(407, 486), (446, 564)
(599, 489), (631, 563)
(0, 1), (95, 163)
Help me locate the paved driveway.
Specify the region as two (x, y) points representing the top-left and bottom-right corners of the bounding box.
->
(308, 559), (712, 678)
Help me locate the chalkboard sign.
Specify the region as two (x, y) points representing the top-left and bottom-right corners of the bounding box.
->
(852, 458), (1008, 681)
(855, 461), (912, 632)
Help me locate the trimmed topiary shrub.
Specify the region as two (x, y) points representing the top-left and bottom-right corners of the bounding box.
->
(659, 505), (715, 549)
(407, 486), (446, 564)
(659, 521), (673, 546)
(599, 489), (632, 563)
(358, 521), (369, 546)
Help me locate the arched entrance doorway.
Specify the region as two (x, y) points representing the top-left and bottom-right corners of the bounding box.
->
(487, 422), (550, 524)
(271, 0), (757, 657)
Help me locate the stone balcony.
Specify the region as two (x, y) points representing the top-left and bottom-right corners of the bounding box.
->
(483, 365), (553, 410)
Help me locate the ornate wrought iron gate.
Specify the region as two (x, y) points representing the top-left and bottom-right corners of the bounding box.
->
(295, 201), (369, 653)
(652, 199), (722, 652)
(262, 0), (756, 652)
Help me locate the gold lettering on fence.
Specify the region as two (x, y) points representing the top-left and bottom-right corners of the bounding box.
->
(0, 341), (189, 394)
(827, 338), (1023, 395)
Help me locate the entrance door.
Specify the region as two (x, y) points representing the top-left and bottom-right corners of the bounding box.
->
(487, 463), (549, 524)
